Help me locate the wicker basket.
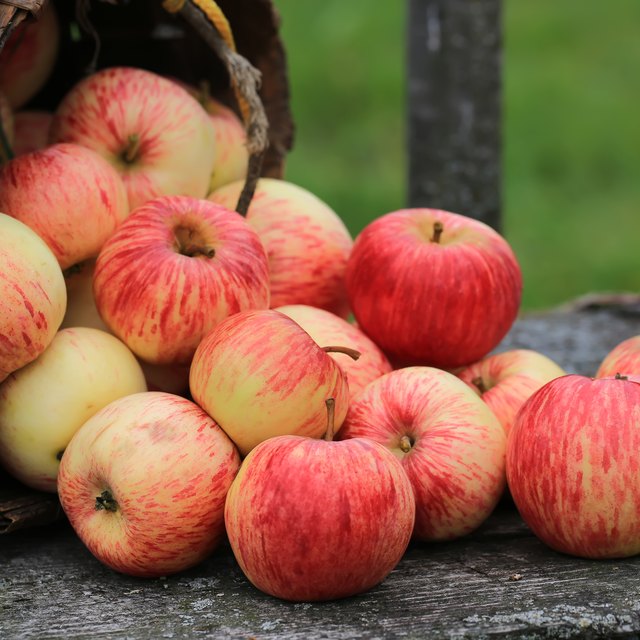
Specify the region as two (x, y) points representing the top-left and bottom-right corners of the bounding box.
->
(0, 0), (294, 533)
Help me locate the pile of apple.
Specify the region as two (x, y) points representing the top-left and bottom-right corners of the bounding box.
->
(3, 4), (640, 604)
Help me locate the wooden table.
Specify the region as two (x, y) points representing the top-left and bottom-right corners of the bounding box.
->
(2, 300), (640, 639)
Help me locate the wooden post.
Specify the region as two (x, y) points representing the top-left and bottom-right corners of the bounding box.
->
(407, 0), (502, 230)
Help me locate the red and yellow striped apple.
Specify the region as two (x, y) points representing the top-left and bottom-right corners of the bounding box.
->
(339, 367), (506, 541)
(58, 392), (240, 577)
(224, 406), (415, 601)
(210, 178), (354, 317)
(50, 67), (216, 210)
(0, 143), (129, 269)
(0, 2), (60, 108)
(596, 336), (640, 378)
(346, 209), (522, 369)
(94, 196), (270, 366)
(0, 213), (66, 382)
(276, 304), (392, 399)
(458, 349), (565, 435)
(507, 374), (640, 558)
(12, 110), (52, 156)
(0, 327), (147, 492)
(190, 309), (354, 456)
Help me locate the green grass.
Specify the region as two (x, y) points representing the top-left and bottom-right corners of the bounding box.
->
(274, 0), (640, 310)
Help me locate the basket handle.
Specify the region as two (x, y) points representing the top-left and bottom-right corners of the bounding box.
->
(162, 0), (270, 216)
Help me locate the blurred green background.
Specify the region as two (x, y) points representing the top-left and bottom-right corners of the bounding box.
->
(273, 0), (640, 311)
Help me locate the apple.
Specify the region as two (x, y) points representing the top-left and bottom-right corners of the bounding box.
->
(0, 327), (147, 492)
(0, 213), (66, 383)
(345, 208), (523, 369)
(458, 349), (566, 435)
(0, 2), (60, 108)
(190, 309), (355, 456)
(224, 399), (415, 601)
(50, 67), (217, 210)
(93, 195), (270, 366)
(210, 178), (354, 317)
(0, 90), (14, 161)
(12, 110), (52, 156)
(339, 366), (506, 541)
(507, 374), (640, 558)
(180, 81), (248, 192)
(0, 143), (129, 269)
(276, 304), (392, 399)
(596, 336), (640, 378)
(58, 391), (241, 577)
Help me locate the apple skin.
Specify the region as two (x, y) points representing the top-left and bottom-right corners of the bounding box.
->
(93, 195), (270, 366)
(0, 143), (130, 269)
(224, 434), (415, 601)
(58, 391), (241, 577)
(507, 374), (640, 559)
(0, 213), (66, 383)
(190, 309), (351, 456)
(596, 336), (640, 378)
(0, 2), (60, 108)
(50, 67), (217, 210)
(339, 366), (506, 541)
(276, 304), (392, 399)
(0, 327), (147, 492)
(345, 208), (523, 369)
(458, 349), (565, 435)
(12, 110), (52, 156)
(210, 178), (354, 317)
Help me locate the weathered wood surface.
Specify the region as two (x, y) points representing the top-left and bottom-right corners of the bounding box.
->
(2, 303), (640, 639)
(407, 0), (502, 231)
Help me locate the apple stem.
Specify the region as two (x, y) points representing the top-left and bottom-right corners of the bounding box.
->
(399, 435), (414, 453)
(0, 119), (14, 163)
(615, 373), (629, 381)
(323, 398), (336, 442)
(431, 221), (444, 243)
(95, 489), (118, 513)
(322, 346), (361, 361)
(472, 376), (488, 394)
(181, 245), (216, 259)
(123, 134), (141, 164)
(198, 79), (211, 109)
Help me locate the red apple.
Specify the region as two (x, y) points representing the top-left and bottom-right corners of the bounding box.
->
(0, 213), (66, 382)
(0, 2), (60, 108)
(93, 196), (270, 366)
(50, 67), (216, 210)
(58, 392), (241, 577)
(458, 349), (565, 434)
(345, 208), (522, 369)
(190, 309), (354, 456)
(596, 336), (640, 378)
(0, 143), (129, 269)
(339, 366), (506, 541)
(224, 405), (415, 601)
(12, 110), (52, 156)
(507, 374), (640, 558)
(210, 178), (354, 317)
(276, 304), (392, 399)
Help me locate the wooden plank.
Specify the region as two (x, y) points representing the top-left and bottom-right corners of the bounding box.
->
(2, 303), (640, 638)
(407, 0), (502, 230)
